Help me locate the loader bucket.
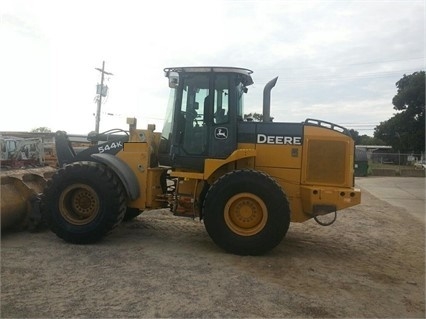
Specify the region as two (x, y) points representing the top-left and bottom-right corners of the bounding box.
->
(1, 168), (54, 232)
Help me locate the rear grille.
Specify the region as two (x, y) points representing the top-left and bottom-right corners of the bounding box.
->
(305, 140), (347, 185)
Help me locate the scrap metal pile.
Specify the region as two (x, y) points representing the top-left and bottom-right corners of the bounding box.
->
(0, 135), (56, 231)
(1, 167), (55, 231)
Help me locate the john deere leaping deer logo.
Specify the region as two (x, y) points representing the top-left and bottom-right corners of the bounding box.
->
(215, 127), (228, 139)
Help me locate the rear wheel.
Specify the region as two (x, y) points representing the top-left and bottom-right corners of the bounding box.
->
(42, 161), (126, 244)
(203, 169), (290, 255)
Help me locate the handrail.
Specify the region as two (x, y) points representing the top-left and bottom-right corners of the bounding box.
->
(304, 119), (352, 137)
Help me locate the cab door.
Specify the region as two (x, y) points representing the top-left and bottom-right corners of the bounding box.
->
(170, 73), (209, 170)
(208, 74), (237, 158)
(171, 72), (238, 170)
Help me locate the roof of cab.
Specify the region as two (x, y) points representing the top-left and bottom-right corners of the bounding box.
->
(164, 66), (254, 86)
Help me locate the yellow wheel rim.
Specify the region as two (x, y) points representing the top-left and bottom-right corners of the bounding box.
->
(224, 192), (268, 236)
(59, 184), (100, 225)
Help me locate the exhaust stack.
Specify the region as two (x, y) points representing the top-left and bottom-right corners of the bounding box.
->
(263, 76), (278, 122)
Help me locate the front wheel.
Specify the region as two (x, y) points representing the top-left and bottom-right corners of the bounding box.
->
(203, 170), (290, 255)
(123, 207), (143, 221)
(42, 161), (127, 244)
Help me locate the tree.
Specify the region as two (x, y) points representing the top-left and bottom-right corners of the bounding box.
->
(349, 129), (360, 144)
(243, 112), (274, 122)
(31, 127), (51, 133)
(349, 129), (385, 145)
(244, 112), (263, 121)
(374, 71), (425, 153)
(358, 135), (385, 146)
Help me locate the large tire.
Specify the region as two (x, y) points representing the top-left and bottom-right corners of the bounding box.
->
(203, 169), (290, 255)
(122, 207), (143, 222)
(42, 161), (127, 244)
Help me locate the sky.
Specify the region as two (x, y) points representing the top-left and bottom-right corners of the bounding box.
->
(1, 0), (424, 137)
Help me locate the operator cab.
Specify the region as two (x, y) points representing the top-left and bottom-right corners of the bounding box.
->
(159, 67), (253, 171)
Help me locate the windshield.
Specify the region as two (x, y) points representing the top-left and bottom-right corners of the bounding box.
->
(236, 82), (245, 120)
(161, 88), (176, 141)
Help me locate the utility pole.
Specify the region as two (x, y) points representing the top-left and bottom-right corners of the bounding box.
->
(94, 61), (113, 133)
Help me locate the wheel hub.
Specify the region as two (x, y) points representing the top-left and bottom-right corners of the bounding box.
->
(71, 189), (96, 216)
(59, 184), (100, 225)
(224, 192), (268, 236)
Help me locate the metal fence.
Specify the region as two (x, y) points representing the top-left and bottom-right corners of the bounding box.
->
(369, 152), (424, 166)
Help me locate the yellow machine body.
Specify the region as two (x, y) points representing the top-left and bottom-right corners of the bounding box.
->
(119, 120), (360, 223)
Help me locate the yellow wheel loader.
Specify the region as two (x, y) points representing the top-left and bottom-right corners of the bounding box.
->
(41, 66), (361, 255)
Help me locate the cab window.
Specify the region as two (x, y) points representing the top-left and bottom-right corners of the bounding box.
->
(213, 75), (229, 124)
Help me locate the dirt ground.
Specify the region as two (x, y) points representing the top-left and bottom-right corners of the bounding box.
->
(1, 184), (425, 318)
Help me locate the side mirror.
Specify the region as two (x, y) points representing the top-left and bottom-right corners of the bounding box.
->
(168, 72), (179, 88)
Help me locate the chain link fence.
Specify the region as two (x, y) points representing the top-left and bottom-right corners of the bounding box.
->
(370, 152), (424, 166)
(358, 151), (426, 177)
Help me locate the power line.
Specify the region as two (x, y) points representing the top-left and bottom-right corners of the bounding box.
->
(252, 67), (424, 85)
(256, 57), (424, 72)
(251, 56), (425, 85)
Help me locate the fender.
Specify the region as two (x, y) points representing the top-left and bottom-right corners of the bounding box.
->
(169, 149), (256, 181)
(91, 153), (139, 200)
(203, 148), (256, 180)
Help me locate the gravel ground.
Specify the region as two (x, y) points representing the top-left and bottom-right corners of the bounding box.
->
(1, 185), (425, 318)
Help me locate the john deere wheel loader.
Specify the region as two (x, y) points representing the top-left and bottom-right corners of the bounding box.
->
(42, 66), (361, 255)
